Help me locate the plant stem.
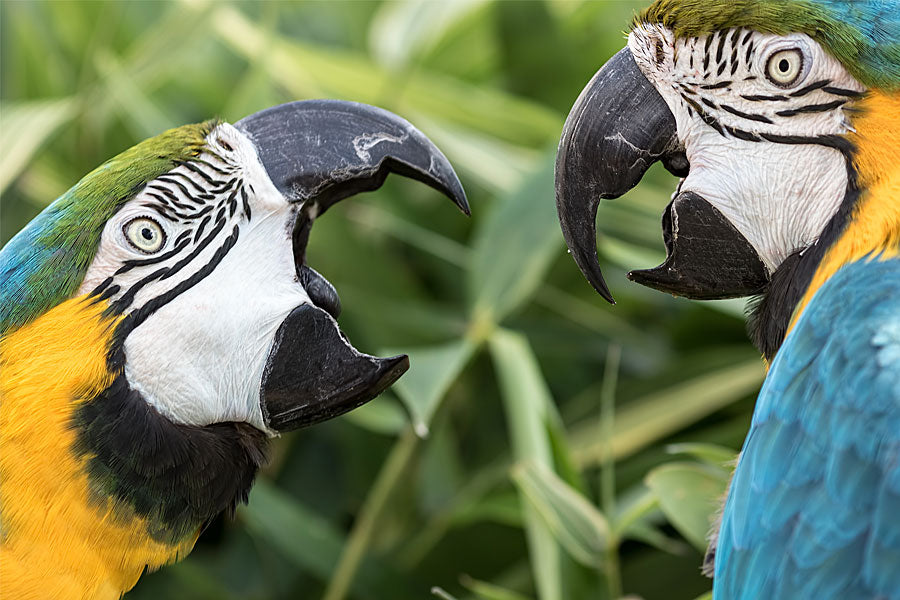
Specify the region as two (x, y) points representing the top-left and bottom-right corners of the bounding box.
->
(606, 543), (622, 600)
(321, 427), (420, 600)
(600, 343), (622, 599)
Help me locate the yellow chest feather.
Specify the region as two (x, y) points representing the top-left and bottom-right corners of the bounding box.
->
(0, 297), (195, 599)
(790, 92), (900, 330)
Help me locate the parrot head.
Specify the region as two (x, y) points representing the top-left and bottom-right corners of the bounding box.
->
(1, 100), (467, 435)
(0, 100), (467, 593)
(0, 102), (467, 571)
(556, 0), (899, 358)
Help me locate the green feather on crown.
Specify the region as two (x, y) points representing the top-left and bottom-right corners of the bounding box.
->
(636, 0), (900, 91)
(0, 120), (218, 336)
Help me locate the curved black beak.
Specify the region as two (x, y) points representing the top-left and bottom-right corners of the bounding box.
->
(555, 48), (682, 303)
(236, 99), (468, 215)
(236, 100), (467, 432)
(555, 48), (767, 302)
(261, 305), (409, 431)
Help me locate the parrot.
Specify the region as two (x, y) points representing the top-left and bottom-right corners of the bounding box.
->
(0, 100), (467, 599)
(554, 0), (899, 598)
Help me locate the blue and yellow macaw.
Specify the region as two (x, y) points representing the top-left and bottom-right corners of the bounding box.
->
(0, 100), (467, 599)
(555, 0), (899, 597)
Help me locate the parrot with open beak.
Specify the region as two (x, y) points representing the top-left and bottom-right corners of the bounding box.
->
(0, 100), (467, 599)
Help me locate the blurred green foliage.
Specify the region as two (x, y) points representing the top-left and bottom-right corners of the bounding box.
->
(0, 1), (762, 599)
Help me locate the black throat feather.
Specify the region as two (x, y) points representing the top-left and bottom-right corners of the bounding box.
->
(71, 375), (269, 545)
(745, 136), (859, 361)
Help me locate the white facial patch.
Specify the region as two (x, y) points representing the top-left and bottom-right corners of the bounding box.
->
(78, 124), (310, 433)
(628, 24), (865, 272)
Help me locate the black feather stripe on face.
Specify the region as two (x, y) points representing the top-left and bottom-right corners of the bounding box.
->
(631, 25), (867, 359)
(93, 150), (255, 334)
(106, 224), (240, 371)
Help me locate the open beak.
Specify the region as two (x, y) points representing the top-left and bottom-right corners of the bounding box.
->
(236, 100), (468, 432)
(555, 48), (768, 303)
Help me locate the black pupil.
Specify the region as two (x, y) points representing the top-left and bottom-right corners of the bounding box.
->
(141, 227), (154, 241)
(779, 58), (790, 73)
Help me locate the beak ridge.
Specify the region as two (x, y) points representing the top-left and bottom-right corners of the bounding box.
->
(236, 99), (469, 216)
(555, 48), (679, 303)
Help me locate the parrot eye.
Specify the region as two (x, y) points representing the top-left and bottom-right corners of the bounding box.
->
(124, 217), (166, 254)
(765, 48), (804, 87)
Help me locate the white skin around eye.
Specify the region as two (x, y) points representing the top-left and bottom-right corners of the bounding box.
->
(628, 25), (864, 272)
(79, 124), (312, 433)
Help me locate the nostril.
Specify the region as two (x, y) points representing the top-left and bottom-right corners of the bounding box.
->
(300, 265), (342, 319)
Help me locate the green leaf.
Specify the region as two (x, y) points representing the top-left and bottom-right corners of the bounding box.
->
(701, 298), (748, 319)
(451, 491), (523, 528)
(512, 462), (610, 567)
(239, 480), (412, 600)
(211, 5), (562, 147)
(94, 50), (173, 140)
(489, 329), (555, 468)
(489, 329), (561, 600)
(431, 587), (461, 600)
(347, 201), (471, 268)
(239, 480), (345, 580)
(623, 519), (691, 556)
(612, 486), (688, 555)
(645, 462), (729, 552)
(407, 113), (539, 195)
(469, 154), (561, 324)
(570, 359), (764, 468)
(460, 574), (535, 600)
(368, 0), (487, 70)
(666, 443), (737, 470)
(342, 394), (408, 435)
(0, 98), (76, 194)
(388, 338), (476, 434)
(420, 417), (466, 513)
(598, 236), (664, 274)
(611, 486), (658, 536)
(164, 561), (239, 600)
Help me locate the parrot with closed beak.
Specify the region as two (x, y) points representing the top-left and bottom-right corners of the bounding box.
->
(555, 1), (899, 598)
(0, 100), (467, 599)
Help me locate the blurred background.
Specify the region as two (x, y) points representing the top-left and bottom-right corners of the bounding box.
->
(0, 2), (764, 599)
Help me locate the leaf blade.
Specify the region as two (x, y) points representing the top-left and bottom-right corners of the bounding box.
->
(512, 462), (610, 567)
(645, 462), (729, 552)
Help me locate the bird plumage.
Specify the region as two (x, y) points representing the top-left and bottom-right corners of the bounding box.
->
(632, 2), (900, 597)
(555, 1), (900, 597)
(638, 0), (900, 90)
(0, 298), (197, 599)
(716, 257), (900, 599)
(0, 100), (467, 598)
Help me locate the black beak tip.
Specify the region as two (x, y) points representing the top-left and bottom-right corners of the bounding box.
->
(260, 305), (412, 433)
(457, 193), (471, 217)
(430, 172), (469, 216)
(376, 354), (411, 392)
(588, 268), (616, 305)
(625, 269), (650, 287)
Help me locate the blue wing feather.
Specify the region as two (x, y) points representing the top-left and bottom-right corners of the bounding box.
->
(714, 256), (900, 600)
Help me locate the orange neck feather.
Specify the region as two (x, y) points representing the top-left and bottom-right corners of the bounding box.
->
(789, 92), (900, 332)
(0, 297), (195, 600)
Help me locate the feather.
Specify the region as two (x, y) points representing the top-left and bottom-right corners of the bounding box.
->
(714, 257), (900, 599)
